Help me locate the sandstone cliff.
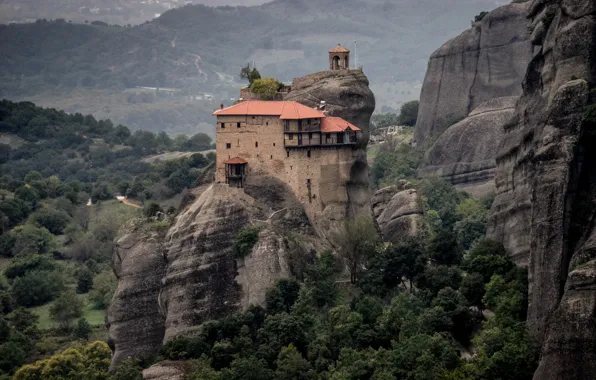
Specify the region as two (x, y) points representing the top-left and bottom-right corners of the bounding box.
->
(415, 2), (533, 146)
(107, 230), (167, 370)
(284, 70), (375, 223)
(418, 96), (517, 198)
(371, 183), (424, 243)
(486, 0), (596, 378)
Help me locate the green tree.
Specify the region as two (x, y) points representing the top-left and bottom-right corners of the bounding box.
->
(265, 279), (301, 314)
(233, 226), (260, 258)
(50, 291), (83, 330)
(333, 216), (379, 284)
(398, 100), (419, 126)
(5, 254), (57, 279)
(187, 356), (221, 380)
(460, 272), (486, 314)
(275, 344), (313, 380)
(220, 357), (273, 380)
(112, 359), (144, 380)
(11, 270), (64, 307)
(240, 64), (261, 86)
(73, 318), (92, 340)
(250, 78), (281, 100)
(416, 265), (462, 296)
(12, 224), (56, 255)
(30, 208), (70, 235)
(462, 239), (514, 283)
(76, 267), (94, 294)
(88, 271), (117, 309)
(14, 186), (40, 207)
(428, 229), (463, 266)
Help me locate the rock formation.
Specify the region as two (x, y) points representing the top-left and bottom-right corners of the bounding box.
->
(417, 96), (517, 198)
(285, 70), (375, 223)
(486, 0), (596, 378)
(107, 231), (167, 370)
(371, 183), (424, 242)
(415, 2), (533, 146)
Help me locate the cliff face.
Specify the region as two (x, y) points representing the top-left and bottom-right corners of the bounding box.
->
(284, 70), (375, 223)
(486, 0), (596, 378)
(418, 96), (517, 198)
(415, 2), (533, 146)
(107, 231), (167, 370)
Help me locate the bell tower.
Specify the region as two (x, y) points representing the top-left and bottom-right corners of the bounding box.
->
(329, 44), (350, 70)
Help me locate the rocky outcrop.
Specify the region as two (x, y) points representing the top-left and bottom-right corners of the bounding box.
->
(285, 69), (375, 223)
(143, 361), (189, 380)
(418, 96), (517, 198)
(415, 2), (533, 146)
(107, 231), (167, 369)
(371, 183), (424, 243)
(486, 0), (596, 378)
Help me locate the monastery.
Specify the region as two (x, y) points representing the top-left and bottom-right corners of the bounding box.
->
(214, 45), (362, 216)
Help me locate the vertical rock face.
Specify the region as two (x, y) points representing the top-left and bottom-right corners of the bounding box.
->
(415, 2), (533, 146)
(284, 69), (375, 221)
(107, 232), (167, 369)
(487, 0), (596, 378)
(417, 96), (518, 198)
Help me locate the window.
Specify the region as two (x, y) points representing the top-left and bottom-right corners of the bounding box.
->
(255, 141), (258, 148)
(226, 143), (231, 149)
(270, 155), (273, 159)
(308, 132), (312, 140)
(266, 121), (269, 126)
(221, 122), (225, 128)
(237, 122), (241, 128)
(273, 143), (276, 147)
(287, 151), (290, 158)
(289, 134), (294, 141)
(307, 150), (311, 158)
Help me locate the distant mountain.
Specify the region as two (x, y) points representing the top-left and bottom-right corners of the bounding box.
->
(0, 0), (510, 131)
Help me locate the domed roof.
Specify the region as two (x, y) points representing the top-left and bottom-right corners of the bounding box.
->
(329, 44), (350, 53)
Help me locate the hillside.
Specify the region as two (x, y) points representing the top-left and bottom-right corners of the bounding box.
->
(0, 0), (507, 130)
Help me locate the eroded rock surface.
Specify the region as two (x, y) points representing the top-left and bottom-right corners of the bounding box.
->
(107, 232), (167, 369)
(142, 361), (189, 380)
(486, 0), (596, 378)
(418, 96), (517, 198)
(415, 2), (533, 146)
(371, 184), (424, 243)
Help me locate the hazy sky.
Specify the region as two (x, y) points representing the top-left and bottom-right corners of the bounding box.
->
(191, 0), (271, 5)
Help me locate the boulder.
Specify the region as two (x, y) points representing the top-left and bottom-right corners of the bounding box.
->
(371, 185), (424, 243)
(415, 2), (533, 146)
(418, 96), (517, 198)
(107, 231), (167, 369)
(143, 361), (189, 380)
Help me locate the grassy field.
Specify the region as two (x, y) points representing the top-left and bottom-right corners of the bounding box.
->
(90, 199), (142, 231)
(31, 293), (106, 330)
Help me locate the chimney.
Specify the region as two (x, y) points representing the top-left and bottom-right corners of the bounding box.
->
(220, 104), (224, 110)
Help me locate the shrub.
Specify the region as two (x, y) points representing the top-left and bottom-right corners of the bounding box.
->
(30, 208), (70, 235)
(73, 318), (92, 340)
(5, 254), (57, 279)
(50, 291), (84, 330)
(11, 270), (64, 307)
(89, 271), (117, 309)
(144, 202), (163, 218)
(76, 267), (94, 294)
(233, 226), (260, 258)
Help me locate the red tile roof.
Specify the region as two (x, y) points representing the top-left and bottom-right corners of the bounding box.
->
(214, 101), (325, 120)
(223, 157), (248, 164)
(321, 117), (361, 133)
(329, 44), (350, 53)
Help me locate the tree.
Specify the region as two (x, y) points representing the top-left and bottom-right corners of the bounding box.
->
(390, 237), (426, 292)
(265, 279), (301, 314)
(12, 225), (56, 255)
(462, 239), (514, 283)
(428, 229), (463, 266)
(233, 226), (260, 258)
(275, 344), (313, 380)
(73, 318), (92, 340)
(240, 63), (261, 86)
(50, 291), (83, 330)
(416, 265), (462, 296)
(112, 359), (144, 380)
(14, 186), (40, 207)
(11, 270), (64, 307)
(76, 267), (94, 294)
(460, 273), (486, 314)
(301, 251), (340, 308)
(431, 287), (476, 343)
(5, 254), (57, 279)
(398, 100), (419, 126)
(88, 271), (117, 309)
(250, 78), (281, 100)
(144, 202), (163, 218)
(221, 357), (273, 380)
(30, 208), (71, 235)
(333, 216), (379, 284)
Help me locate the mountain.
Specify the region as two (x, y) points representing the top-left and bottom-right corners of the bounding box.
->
(0, 0), (507, 133)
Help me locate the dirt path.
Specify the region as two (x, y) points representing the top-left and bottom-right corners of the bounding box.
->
(116, 196), (143, 209)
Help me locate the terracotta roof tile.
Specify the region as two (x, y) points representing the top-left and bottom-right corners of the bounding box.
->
(329, 44), (350, 53)
(223, 157), (248, 164)
(214, 101), (325, 120)
(321, 117), (361, 133)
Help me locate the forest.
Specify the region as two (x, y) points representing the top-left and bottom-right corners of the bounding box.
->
(0, 100), (214, 379)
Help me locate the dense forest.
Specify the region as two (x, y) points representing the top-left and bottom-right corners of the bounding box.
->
(0, 100), (214, 379)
